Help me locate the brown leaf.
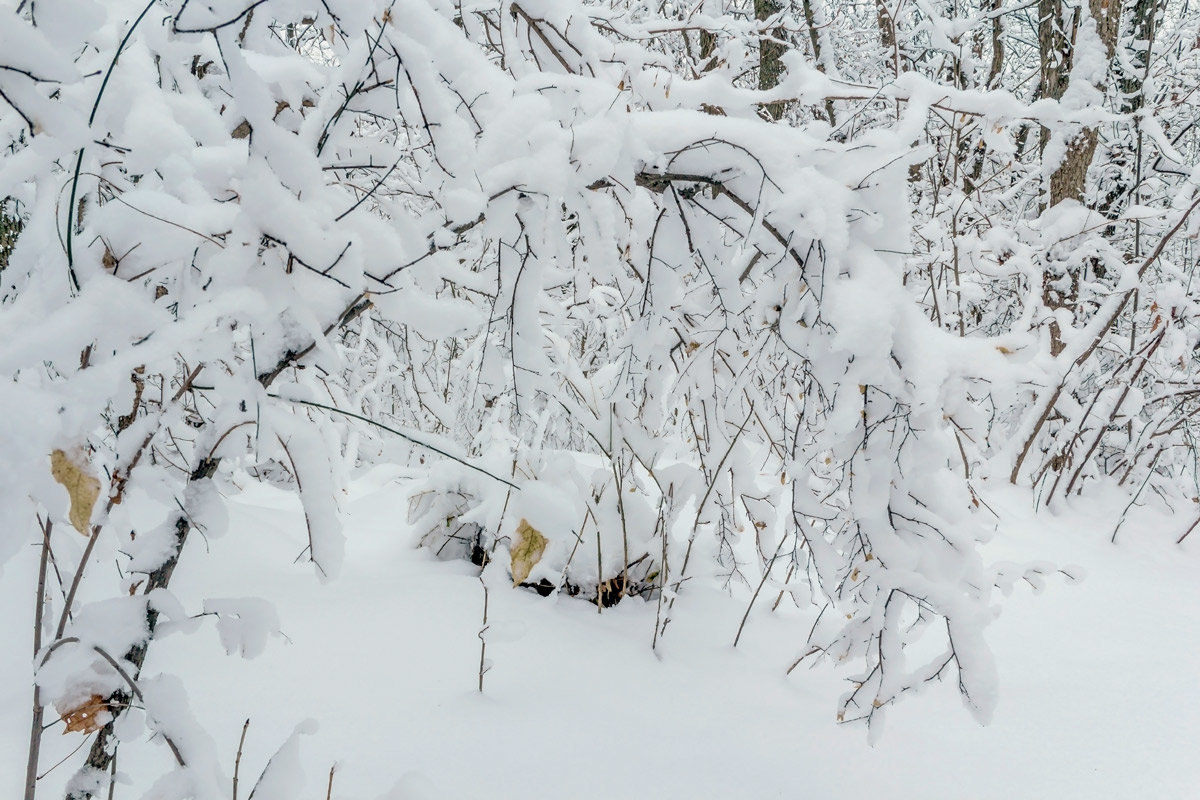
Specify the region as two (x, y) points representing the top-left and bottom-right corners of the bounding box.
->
(60, 695), (109, 735)
(510, 519), (548, 586)
(50, 449), (101, 535)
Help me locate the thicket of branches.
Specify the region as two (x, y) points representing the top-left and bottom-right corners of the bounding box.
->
(2, 0), (1198, 796)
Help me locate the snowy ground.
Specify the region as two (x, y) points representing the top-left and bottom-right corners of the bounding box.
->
(4, 470), (1199, 799)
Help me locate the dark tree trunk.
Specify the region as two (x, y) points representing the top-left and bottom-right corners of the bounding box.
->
(1036, 0), (1120, 355)
(756, 0), (788, 119)
(800, 0), (837, 124)
(1098, 0), (1162, 221)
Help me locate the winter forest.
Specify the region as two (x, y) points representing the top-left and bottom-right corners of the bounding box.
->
(2, 0), (1199, 797)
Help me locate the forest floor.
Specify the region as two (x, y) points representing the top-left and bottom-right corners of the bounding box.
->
(4, 468), (1199, 799)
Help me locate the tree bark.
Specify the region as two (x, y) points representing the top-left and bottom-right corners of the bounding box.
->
(800, 0), (837, 124)
(1039, 0), (1120, 207)
(1098, 0), (1162, 219)
(875, 0), (898, 77)
(985, 0), (1005, 88)
(756, 0), (787, 119)
(1036, 0), (1120, 355)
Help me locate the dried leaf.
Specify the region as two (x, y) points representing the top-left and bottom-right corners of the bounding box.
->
(510, 519), (548, 586)
(60, 694), (109, 735)
(51, 449), (101, 535)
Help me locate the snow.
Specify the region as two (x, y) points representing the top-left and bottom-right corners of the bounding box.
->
(4, 0), (1200, 796)
(4, 473), (1197, 799)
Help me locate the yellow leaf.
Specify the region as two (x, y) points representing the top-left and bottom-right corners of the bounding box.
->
(996, 345), (1013, 355)
(510, 519), (548, 586)
(51, 449), (101, 535)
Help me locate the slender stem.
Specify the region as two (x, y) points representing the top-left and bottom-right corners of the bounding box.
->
(733, 535), (788, 647)
(53, 523), (102, 642)
(1177, 515), (1200, 545)
(24, 518), (52, 800)
(477, 579), (489, 692)
(232, 719), (250, 800)
(64, 0), (159, 292)
(273, 395), (518, 489)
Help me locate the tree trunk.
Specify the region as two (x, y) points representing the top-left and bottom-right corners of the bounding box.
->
(699, 0), (719, 72)
(986, 0), (1004, 88)
(800, 0), (837, 124)
(1040, 0), (1120, 207)
(756, 0), (787, 119)
(1037, 0), (1120, 355)
(1099, 0), (1162, 219)
(876, 0), (898, 77)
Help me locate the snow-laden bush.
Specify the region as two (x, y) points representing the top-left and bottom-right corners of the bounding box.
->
(6, 0), (1200, 796)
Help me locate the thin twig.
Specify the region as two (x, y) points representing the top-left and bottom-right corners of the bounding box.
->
(477, 578), (489, 692)
(1177, 515), (1200, 545)
(23, 517), (52, 800)
(65, 0), (159, 291)
(271, 396), (518, 488)
(232, 719), (250, 800)
(733, 534), (788, 647)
